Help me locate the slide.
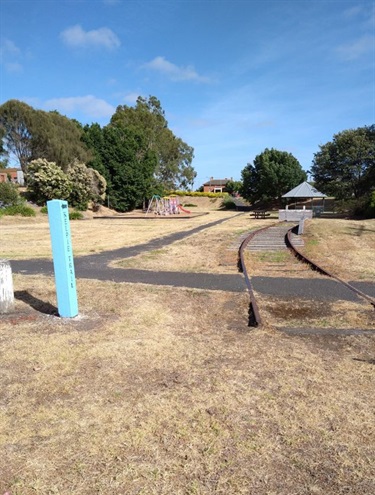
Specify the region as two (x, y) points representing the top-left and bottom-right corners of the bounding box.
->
(178, 204), (191, 214)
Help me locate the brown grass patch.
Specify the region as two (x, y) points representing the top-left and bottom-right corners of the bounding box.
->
(112, 213), (267, 274)
(1, 215), (374, 494)
(258, 295), (375, 330)
(0, 211), (250, 260)
(1, 275), (375, 494)
(301, 219), (375, 281)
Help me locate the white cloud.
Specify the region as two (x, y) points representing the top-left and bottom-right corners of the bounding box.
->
(60, 25), (120, 50)
(123, 92), (140, 104)
(43, 95), (115, 119)
(0, 39), (21, 59)
(0, 39), (23, 72)
(343, 6), (363, 19)
(142, 56), (211, 83)
(336, 34), (374, 60)
(5, 62), (23, 73)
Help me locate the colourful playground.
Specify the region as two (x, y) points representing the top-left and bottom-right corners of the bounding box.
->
(145, 195), (191, 215)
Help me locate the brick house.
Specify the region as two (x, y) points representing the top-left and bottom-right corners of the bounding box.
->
(0, 168), (23, 184)
(203, 177), (231, 193)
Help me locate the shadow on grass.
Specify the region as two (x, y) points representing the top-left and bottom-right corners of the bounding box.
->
(14, 290), (58, 315)
(353, 358), (375, 365)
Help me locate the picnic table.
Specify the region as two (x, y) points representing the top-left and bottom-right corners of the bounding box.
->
(250, 210), (270, 219)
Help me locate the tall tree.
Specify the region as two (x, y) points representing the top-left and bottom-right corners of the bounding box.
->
(0, 100), (35, 172)
(81, 123), (108, 180)
(99, 125), (157, 211)
(311, 126), (375, 199)
(0, 99), (91, 173)
(42, 112), (92, 170)
(241, 148), (306, 204)
(110, 96), (195, 190)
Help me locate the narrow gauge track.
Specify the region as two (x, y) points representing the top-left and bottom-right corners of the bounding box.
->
(239, 222), (375, 327)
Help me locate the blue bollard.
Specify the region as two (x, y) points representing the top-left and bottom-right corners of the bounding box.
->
(47, 200), (79, 317)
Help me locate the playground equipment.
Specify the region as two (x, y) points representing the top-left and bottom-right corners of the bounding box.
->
(146, 195), (191, 215)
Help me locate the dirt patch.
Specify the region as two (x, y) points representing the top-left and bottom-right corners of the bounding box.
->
(258, 295), (375, 330)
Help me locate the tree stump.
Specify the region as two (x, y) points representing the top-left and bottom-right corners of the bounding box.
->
(0, 259), (14, 314)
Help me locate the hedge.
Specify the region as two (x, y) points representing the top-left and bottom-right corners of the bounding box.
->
(167, 191), (229, 198)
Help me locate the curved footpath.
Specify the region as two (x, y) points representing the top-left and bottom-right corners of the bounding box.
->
(11, 215), (375, 304)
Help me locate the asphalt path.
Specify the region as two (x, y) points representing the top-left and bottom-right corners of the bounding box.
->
(10, 214), (375, 303)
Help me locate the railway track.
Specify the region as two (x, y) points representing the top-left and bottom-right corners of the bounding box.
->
(239, 222), (375, 327)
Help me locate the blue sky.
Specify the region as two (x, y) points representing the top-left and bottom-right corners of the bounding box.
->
(0, 0), (374, 188)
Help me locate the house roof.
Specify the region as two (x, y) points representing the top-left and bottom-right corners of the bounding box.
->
(0, 168), (21, 174)
(282, 181), (326, 198)
(203, 179), (229, 186)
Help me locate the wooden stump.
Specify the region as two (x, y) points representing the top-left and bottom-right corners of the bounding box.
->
(0, 259), (14, 314)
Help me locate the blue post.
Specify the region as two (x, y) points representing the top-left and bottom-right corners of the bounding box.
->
(47, 200), (78, 317)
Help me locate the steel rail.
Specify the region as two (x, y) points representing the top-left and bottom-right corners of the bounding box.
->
(239, 221), (375, 327)
(238, 223), (278, 327)
(286, 226), (375, 309)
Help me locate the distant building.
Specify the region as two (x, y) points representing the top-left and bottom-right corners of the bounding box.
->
(0, 168), (24, 185)
(203, 177), (231, 193)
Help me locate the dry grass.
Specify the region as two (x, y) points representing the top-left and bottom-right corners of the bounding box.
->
(112, 213), (270, 274)
(0, 210), (248, 260)
(258, 296), (375, 330)
(300, 219), (375, 282)
(1, 213), (374, 494)
(1, 275), (375, 495)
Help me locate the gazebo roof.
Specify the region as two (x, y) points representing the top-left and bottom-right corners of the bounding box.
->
(282, 181), (326, 198)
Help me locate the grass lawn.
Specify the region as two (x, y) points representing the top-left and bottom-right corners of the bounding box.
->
(1, 212), (374, 494)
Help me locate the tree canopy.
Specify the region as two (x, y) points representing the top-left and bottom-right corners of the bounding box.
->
(1, 96), (197, 212)
(110, 96), (195, 191)
(241, 148), (307, 204)
(0, 100), (91, 173)
(311, 125), (375, 199)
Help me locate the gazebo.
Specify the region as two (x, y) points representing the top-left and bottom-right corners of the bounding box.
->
(279, 181), (326, 221)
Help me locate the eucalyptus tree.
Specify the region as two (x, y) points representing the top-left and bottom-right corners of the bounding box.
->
(0, 99), (91, 172)
(110, 96), (196, 190)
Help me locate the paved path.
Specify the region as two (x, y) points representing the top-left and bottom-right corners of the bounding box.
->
(10, 215), (375, 303)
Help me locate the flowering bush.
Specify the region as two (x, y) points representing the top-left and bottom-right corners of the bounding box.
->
(26, 159), (72, 205)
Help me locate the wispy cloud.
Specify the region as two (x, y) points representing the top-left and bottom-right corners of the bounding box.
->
(343, 6), (363, 19)
(60, 25), (120, 50)
(142, 56), (211, 83)
(43, 95), (115, 119)
(336, 34), (374, 61)
(0, 38), (23, 72)
(122, 92), (140, 104)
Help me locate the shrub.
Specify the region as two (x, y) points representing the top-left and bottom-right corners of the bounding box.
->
(40, 205), (48, 214)
(364, 191), (375, 218)
(69, 210), (84, 220)
(168, 191), (228, 198)
(87, 167), (107, 207)
(26, 159), (72, 205)
(0, 204), (36, 217)
(67, 160), (92, 210)
(0, 182), (22, 207)
(221, 196), (237, 209)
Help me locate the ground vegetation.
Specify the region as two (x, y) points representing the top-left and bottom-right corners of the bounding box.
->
(0, 213), (374, 494)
